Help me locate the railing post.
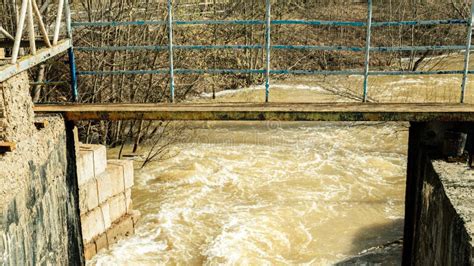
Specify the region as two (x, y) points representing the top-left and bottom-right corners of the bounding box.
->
(461, 0), (474, 103)
(11, 0), (28, 64)
(26, 0), (36, 55)
(362, 0), (373, 102)
(53, 0), (65, 45)
(264, 0), (271, 103)
(65, 0), (78, 102)
(168, 0), (175, 103)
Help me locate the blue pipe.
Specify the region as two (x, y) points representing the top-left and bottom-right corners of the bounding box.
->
(68, 48), (78, 102)
(372, 19), (467, 27)
(77, 69), (474, 76)
(76, 44), (470, 53)
(72, 19), (468, 28)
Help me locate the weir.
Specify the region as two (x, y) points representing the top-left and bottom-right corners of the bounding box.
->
(1, 0), (474, 264)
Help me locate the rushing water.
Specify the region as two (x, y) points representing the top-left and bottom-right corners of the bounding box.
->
(91, 120), (408, 265)
(87, 54), (474, 265)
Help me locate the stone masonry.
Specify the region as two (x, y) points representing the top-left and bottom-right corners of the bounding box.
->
(405, 122), (474, 265)
(0, 72), (83, 265)
(77, 144), (140, 260)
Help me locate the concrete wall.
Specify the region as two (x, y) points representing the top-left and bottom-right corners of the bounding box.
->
(416, 160), (473, 265)
(0, 73), (83, 265)
(76, 144), (139, 260)
(404, 122), (474, 265)
(0, 71), (139, 264)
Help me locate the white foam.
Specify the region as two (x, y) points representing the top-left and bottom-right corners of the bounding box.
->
(100, 123), (407, 264)
(199, 83), (326, 98)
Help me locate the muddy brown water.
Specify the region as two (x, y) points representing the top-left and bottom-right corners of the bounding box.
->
(89, 55), (474, 264)
(91, 120), (408, 265)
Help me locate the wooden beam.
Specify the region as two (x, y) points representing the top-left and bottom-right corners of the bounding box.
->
(0, 39), (71, 83)
(0, 142), (16, 153)
(33, 103), (474, 122)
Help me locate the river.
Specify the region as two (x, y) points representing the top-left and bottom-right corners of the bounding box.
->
(88, 54), (474, 264)
(91, 120), (408, 264)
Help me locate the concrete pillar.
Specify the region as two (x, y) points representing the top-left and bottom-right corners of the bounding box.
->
(65, 121), (85, 265)
(403, 122), (474, 265)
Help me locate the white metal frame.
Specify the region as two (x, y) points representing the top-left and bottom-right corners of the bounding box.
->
(1, 0), (68, 64)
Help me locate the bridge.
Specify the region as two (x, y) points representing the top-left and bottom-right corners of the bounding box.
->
(34, 103), (474, 122)
(1, 1), (474, 265)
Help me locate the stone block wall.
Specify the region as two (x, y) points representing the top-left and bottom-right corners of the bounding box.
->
(404, 122), (474, 265)
(77, 144), (139, 260)
(415, 160), (474, 265)
(0, 72), (83, 265)
(0, 83), (5, 138)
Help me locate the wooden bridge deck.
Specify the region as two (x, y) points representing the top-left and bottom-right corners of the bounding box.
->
(33, 103), (474, 122)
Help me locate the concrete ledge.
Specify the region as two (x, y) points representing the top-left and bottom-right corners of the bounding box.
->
(100, 202), (112, 230)
(107, 164), (125, 196)
(405, 122), (474, 264)
(413, 160), (474, 264)
(78, 178), (99, 215)
(108, 193), (127, 223)
(81, 144), (107, 177)
(34, 103), (474, 122)
(108, 159), (134, 189)
(81, 208), (106, 244)
(125, 189), (132, 213)
(106, 214), (134, 247)
(96, 172), (113, 204)
(77, 150), (94, 185)
(75, 143), (138, 261)
(83, 213), (139, 261)
(77, 144), (107, 185)
(432, 161), (474, 252)
(83, 242), (97, 262)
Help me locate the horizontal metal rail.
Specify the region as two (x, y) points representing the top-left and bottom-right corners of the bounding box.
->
(75, 45), (469, 52)
(72, 19), (467, 28)
(77, 69), (474, 76)
(69, 0), (474, 104)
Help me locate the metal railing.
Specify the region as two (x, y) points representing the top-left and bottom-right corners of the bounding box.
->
(0, 0), (72, 63)
(0, 0), (74, 89)
(70, 0), (474, 103)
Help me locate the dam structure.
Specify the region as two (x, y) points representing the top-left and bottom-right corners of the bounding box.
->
(1, 0), (474, 264)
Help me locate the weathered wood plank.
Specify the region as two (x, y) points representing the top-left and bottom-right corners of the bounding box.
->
(0, 39), (71, 83)
(33, 103), (474, 122)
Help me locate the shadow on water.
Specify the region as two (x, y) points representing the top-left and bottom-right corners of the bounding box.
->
(335, 218), (404, 266)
